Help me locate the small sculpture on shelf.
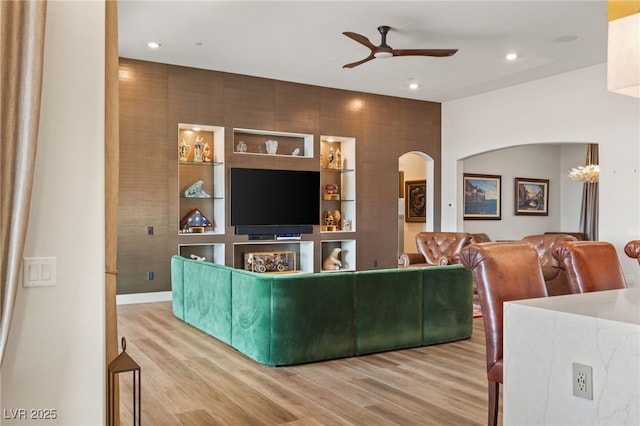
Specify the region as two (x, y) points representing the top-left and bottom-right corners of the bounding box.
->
(335, 149), (342, 169)
(190, 254), (206, 262)
(324, 183), (339, 200)
(327, 145), (336, 168)
(184, 180), (211, 198)
(333, 209), (341, 230)
(179, 139), (191, 162)
(291, 147), (300, 156)
(342, 218), (352, 231)
(202, 142), (212, 162)
(236, 140), (247, 152)
(265, 139), (278, 155)
(323, 247), (342, 270)
(193, 136), (203, 162)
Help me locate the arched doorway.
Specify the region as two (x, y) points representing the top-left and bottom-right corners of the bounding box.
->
(398, 152), (434, 261)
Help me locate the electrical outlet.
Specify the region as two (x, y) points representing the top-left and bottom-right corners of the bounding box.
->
(147, 272), (154, 280)
(373, 259), (378, 267)
(147, 226), (154, 235)
(572, 362), (593, 400)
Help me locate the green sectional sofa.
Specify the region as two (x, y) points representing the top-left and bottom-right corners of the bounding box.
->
(171, 255), (473, 366)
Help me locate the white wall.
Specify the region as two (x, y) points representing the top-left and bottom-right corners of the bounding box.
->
(399, 152), (431, 254)
(1, 2), (105, 425)
(443, 64), (640, 285)
(461, 143), (585, 241)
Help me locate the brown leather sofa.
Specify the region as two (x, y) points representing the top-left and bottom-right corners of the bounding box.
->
(400, 232), (472, 267)
(521, 233), (578, 296)
(544, 231), (585, 241)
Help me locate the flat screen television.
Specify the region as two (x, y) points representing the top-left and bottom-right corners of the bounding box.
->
(230, 168), (320, 235)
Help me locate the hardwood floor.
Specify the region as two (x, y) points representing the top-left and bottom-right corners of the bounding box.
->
(117, 302), (501, 425)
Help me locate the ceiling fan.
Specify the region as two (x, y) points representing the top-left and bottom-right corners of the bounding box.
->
(342, 25), (458, 69)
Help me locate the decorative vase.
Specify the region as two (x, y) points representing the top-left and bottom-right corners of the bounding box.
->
(265, 139), (278, 155)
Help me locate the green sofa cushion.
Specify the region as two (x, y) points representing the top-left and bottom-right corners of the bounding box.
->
(421, 265), (473, 345)
(171, 256), (185, 320)
(269, 272), (356, 365)
(354, 268), (423, 354)
(183, 259), (232, 345)
(230, 269), (274, 364)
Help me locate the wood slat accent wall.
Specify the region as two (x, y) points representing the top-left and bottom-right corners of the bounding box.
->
(117, 58), (442, 294)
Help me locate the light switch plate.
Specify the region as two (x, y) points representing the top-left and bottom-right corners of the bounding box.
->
(23, 257), (56, 288)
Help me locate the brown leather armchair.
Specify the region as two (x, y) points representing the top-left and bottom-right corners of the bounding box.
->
(552, 241), (628, 293)
(521, 233), (577, 296)
(624, 240), (640, 264)
(461, 242), (548, 426)
(470, 233), (492, 244)
(400, 232), (472, 267)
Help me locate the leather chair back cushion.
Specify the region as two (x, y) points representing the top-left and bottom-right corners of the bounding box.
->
(521, 234), (577, 268)
(552, 241), (628, 293)
(461, 242), (547, 381)
(416, 232), (471, 265)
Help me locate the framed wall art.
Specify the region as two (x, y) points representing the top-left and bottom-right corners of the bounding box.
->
(405, 179), (426, 222)
(515, 177), (549, 215)
(463, 173), (501, 220)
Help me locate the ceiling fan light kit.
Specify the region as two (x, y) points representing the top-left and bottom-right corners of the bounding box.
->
(342, 25), (457, 68)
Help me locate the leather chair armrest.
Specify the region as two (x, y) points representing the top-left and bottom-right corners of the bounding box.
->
(400, 253), (426, 267)
(624, 240), (640, 264)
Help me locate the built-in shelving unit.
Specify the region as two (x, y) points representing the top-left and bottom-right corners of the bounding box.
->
(320, 136), (356, 233)
(321, 239), (356, 272)
(233, 241), (314, 274)
(233, 128), (313, 157)
(177, 123), (225, 264)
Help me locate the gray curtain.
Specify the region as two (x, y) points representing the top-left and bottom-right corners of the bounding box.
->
(0, 0), (47, 366)
(579, 144), (599, 241)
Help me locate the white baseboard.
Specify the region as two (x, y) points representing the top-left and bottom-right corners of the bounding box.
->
(116, 291), (172, 305)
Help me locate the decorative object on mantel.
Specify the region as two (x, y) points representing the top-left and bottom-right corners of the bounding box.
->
(323, 247), (343, 270)
(569, 144), (599, 183)
(265, 139), (278, 155)
(236, 140), (247, 152)
(184, 180), (211, 198)
(607, 0), (640, 98)
(291, 147), (300, 156)
(190, 254), (206, 261)
(179, 138), (191, 162)
(180, 208), (213, 233)
(193, 136), (203, 162)
(107, 337), (141, 426)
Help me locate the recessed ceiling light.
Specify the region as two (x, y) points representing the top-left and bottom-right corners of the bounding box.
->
(505, 52), (518, 61)
(409, 82), (419, 90)
(147, 41), (161, 49)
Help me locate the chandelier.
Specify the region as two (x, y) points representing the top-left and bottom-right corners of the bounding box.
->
(569, 145), (599, 183)
(569, 164), (600, 183)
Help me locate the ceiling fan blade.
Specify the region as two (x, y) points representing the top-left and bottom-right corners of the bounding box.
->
(392, 48), (458, 57)
(342, 31), (377, 51)
(342, 54), (375, 69)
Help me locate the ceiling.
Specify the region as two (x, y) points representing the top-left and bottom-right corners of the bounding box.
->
(118, 1), (609, 103)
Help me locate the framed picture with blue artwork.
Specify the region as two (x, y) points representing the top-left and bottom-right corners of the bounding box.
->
(463, 173), (501, 220)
